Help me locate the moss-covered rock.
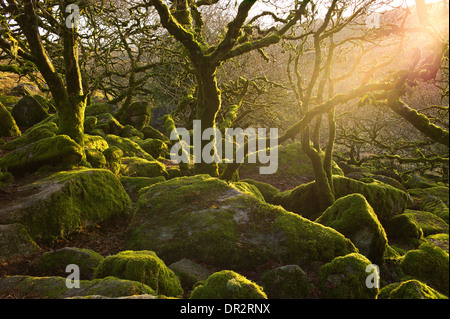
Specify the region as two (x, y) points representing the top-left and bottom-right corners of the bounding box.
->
(36, 247), (104, 279)
(378, 280), (448, 299)
(94, 250), (183, 297)
(85, 103), (118, 117)
(426, 233), (449, 253)
(11, 95), (49, 128)
(400, 242), (449, 296)
(0, 223), (41, 263)
(169, 259), (213, 290)
(405, 174), (439, 189)
(0, 102), (21, 137)
(84, 116), (98, 134)
(104, 134), (154, 161)
(409, 187), (449, 206)
(125, 175), (356, 271)
(232, 181), (265, 202)
(122, 157), (168, 179)
(240, 179), (280, 203)
(0, 170), (13, 188)
(385, 213), (424, 247)
(103, 146), (123, 175)
(274, 175), (409, 222)
(85, 149), (107, 168)
(260, 265), (312, 299)
(1, 121), (58, 151)
(0, 95), (19, 108)
(0, 275), (155, 299)
(318, 253), (378, 299)
(190, 270), (267, 299)
(96, 113), (124, 136)
(315, 194), (388, 264)
(122, 101), (152, 131)
(402, 210), (448, 237)
(0, 135), (83, 176)
(33, 95), (56, 114)
(0, 169), (131, 242)
(140, 139), (169, 159)
(121, 125), (145, 140)
(119, 176), (166, 201)
(142, 126), (168, 142)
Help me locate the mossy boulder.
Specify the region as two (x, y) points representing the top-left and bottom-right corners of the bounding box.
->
(0, 102), (21, 137)
(274, 176), (409, 222)
(10, 83), (39, 96)
(121, 125), (145, 140)
(0, 223), (41, 263)
(11, 95), (49, 128)
(94, 250), (183, 297)
(169, 259), (213, 290)
(96, 113), (124, 136)
(0, 275), (155, 299)
(125, 175), (357, 271)
(33, 95), (56, 114)
(119, 176), (166, 201)
(122, 101), (152, 131)
(260, 265), (312, 299)
(0, 95), (19, 108)
(36, 247), (104, 279)
(318, 253), (378, 299)
(378, 280), (448, 299)
(103, 146), (123, 175)
(140, 139), (169, 159)
(142, 126), (168, 142)
(0, 169), (131, 242)
(122, 157), (168, 179)
(240, 179), (280, 203)
(0, 135), (83, 176)
(315, 194), (388, 264)
(1, 121), (58, 151)
(84, 134), (109, 152)
(409, 187), (449, 206)
(0, 170), (13, 188)
(232, 181), (265, 202)
(84, 116), (98, 134)
(426, 233), (449, 253)
(85, 149), (107, 168)
(400, 242), (449, 296)
(104, 134), (154, 161)
(85, 103), (117, 117)
(402, 210), (448, 237)
(190, 270), (267, 299)
(385, 214), (424, 245)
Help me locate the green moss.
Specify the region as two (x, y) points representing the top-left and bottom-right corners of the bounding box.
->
(125, 175), (356, 270)
(403, 210), (448, 237)
(260, 265), (311, 299)
(426, 233), (449, 253)
(0, 95), (19, 108)
(84, 134), (109, 152)
(103, 146), (123, 175)
(168, 259), (212, 290)
(0, 275), (155, 299)
(105, 135), (154, 161)
(385, 214), (424, 245)
(142, 126), (168, 142)
(316, 194), (388, 264)
(11, 95), (49, 127)
(85, 103), (113, 116)
(378, 280), (448, 299)
(122, 157), (168, 179)
(232, 181), (265, 202)
(318, 253), (378, 299)
(2, 121), (58, 151)
(0, 170), (13, 188)
(120, 176), (166, 201)
(0, 169), (131, 243)
(240, 179), (280, 203)
(84, 116), (98, 133)
(121, 125), (145, 139)
(85, 149), (107, 168)
(0, 223), (41, 263)
(274, 175), (409, 222)
(190, 270), (267, 299)
(409, 187), (449, 206)
(0, 102), (21, 137)
(94, 250), (183, 297)
(96, 113), (124, 135)
(36, 247), (104, 279)
(140, 139), (169, 159)
(401, 242), (449, 296)
(0, 135), (83, 176)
